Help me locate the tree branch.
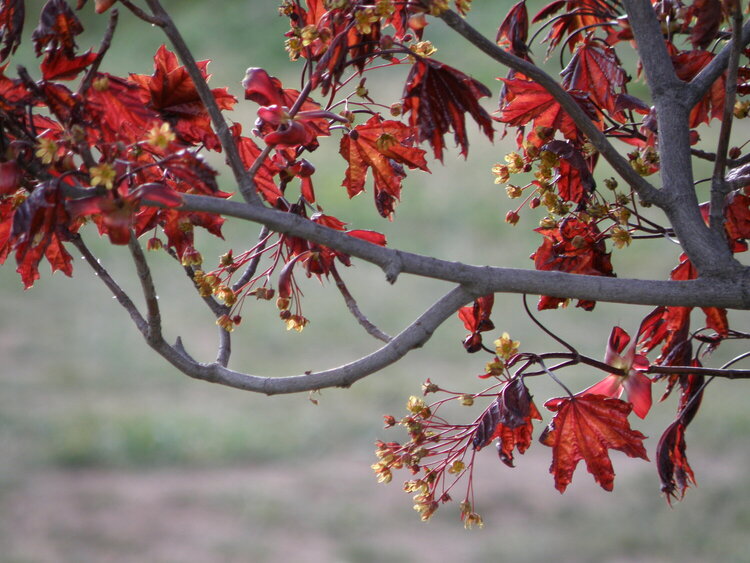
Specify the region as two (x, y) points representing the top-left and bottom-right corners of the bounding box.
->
(709, 1), (744, 234)
(331, 264), (391, 343)
(71, 234), (147, 334)
(622, 0), (682, 95)
(142, 0), (262, 206)
(176, 193), (750, 309)
(622, 0), (742, 276)
(688, 18), (750, 107)
(438, 8), (665, 208)
(129, 233), (162, 342)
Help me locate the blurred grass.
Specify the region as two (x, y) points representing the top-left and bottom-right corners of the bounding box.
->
(1, 1), (750, 562)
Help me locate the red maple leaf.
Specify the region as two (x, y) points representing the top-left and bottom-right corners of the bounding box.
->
(540, 394), (649, 492)
(0, 0), (25, 62)
(473, 378), (542, 467)
(498, 78), (599, 144)
(657, 419), (696, 504)
(579, 326), (652, 419)
(542, 139), (596, 203)
(231, 124), (283, 205)
(531, 217), (613, 310)
(672, 50), (724, 128)
(339, 115), (429, 218)
(40, 49), (98, 81)
(8, 181), (75, 288)
(656, 371), (704, 504)
(685, 0), (723, 49)
(129, 45), (236, 150)
(532, 0), (618, 53)
(84, 73), (160, 144)
(560, 36), (628, 121)
(638, 254), (728, 360)
(496, 0), (530, 59)
(719, 190), (750, 252)
(402, 58), (493, 161)
(31, 0), (83, 57)
(68, 182), (182, 245)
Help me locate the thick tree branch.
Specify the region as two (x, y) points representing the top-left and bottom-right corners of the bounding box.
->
(438, 9), (665, 208)
(623, 0), (742, 276)
(622, 0), (682, 95)
(176, 194), (750, 309)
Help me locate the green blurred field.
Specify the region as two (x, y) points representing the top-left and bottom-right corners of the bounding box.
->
(1, 2), (750, 562)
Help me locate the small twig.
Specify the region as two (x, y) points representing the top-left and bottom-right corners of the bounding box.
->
(118, 0), (164, 26)
(522, 294), (578, 356)
(330, 264), (391, 343)
(71, 234), (147, 334)
(647, 365), (750, 379)
(128, 233), (162, 342)
(232, 225), (271, 292)
(709, 0), (743, 234)
(78, 9), (119, 96)
(536, 358), (575, 397)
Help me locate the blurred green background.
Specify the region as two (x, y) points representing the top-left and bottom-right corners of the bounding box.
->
(2, 1), (750, 562)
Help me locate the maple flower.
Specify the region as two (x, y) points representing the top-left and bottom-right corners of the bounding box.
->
(89, 163), (116, 190)
(494, 332), (520, 360)
(581, 326), (652, 418)
(147, 122), (176, 149)
(35, 138), (58, 165)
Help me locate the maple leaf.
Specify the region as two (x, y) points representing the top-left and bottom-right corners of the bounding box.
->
(498, 78), (599, 144)
(686, 0), (723, 49)
(84, 73), (160, 144)
(339, 115), (429, 218)
(532, 0), (618, 54)
(560, 36), (627, 121)
(0, 0), (25, 62)
(496, 0), (530, 58)
(31, 0), (83, 58)
(231, 124), (283, 205)
(129, 45), (236, 150)
(402, 58), (493, 161)
(9, 181), (75, 288)
(657, 419), (696, 504)
(68, 182), (182, 245)
(540, 395), (649, 493)
(672, 50), (724, 128)
(542, 139), (596, 203)
(40, 48), (97, 81)
(638, 254), (728, 361)
(242, 67), (320, 111)
(580, 326), (652, 418)
(531, 217), (613, 310)
(656, 372), (704, 504)
(473, 378), (542, 467)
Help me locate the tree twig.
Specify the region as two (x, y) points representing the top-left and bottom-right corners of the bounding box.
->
(142, 0), (262, 205)
(709, 1), (743, 235)
(331, 264), (391, 343)
(128, 233), (161, 342)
